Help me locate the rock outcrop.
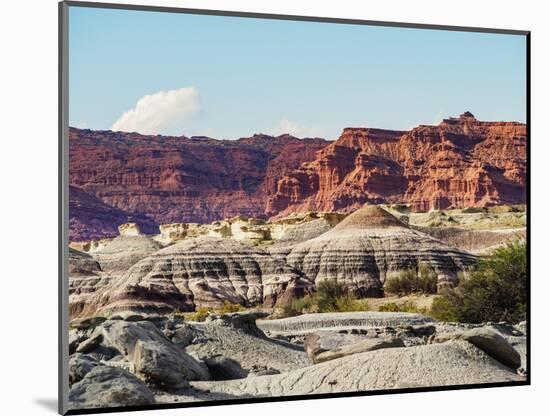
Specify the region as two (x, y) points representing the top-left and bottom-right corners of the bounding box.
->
(305, 333), (405, 363)
(257, 311), (436, 336)
(79, 237), (314, 316)
(183, 313), (310, 375)
(69, 248), (111, 317)
(92, 234), (163, 275)
(69, 114), (526, 241)
(430, 327), (521, 370)
(192, 341), (522, 398)
(69, 365), (156, 410)
(67, 311), (527, 409)
(268, 113), (526, 216)
(69, 185), (158, 242)
(286, 206), (477, 296)
(69, 129), (328, 240)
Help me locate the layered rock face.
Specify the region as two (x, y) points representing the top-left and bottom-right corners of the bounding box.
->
(267, 112), (526, 216)
(69, 114), (525, 240)
(92, 234), (163, 275)
(69, 129), (327, 240)
(69, 185), (158, 241)
(286, 206), (477, 296)
(69, 248), (111, 317)
(79, 237), (314, 316)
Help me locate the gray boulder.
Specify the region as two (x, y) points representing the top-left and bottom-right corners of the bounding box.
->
(69, 331), (85, 354)
(99, 320), (210, 385)
(204, 356), (248, 380)
(69, 366), (155, 409)
(75, 331), (103, 354)
(68, 353), (100, 386)
(304, 331), (405, 363)
(170, 324), (195, 348)
(314, 337), (405, 364)
(431, 327), (521, 370)
(134, 339), (210, 389)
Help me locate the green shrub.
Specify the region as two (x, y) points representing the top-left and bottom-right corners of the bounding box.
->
(218, 301), (246, 314)
(430, 240), (527, 324)
(384, 265), (438, 296)
(279, 281), (370, 317)
(316, 280), (347, 311)
(187, 306), (212, 322)
(378, 301), (428, 314)
(429, 295), (461, 322)
(280, 296), (316, 317)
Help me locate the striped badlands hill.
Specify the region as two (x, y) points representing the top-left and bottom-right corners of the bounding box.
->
(286, 206), (477, 296)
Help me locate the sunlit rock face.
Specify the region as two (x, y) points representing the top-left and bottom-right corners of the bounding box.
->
(286, 206), (477, 297)
(268, 113), (527, 217)
(78, 237), (314, 316)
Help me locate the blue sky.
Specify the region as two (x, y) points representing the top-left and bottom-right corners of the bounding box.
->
(69, 6), (526, 140)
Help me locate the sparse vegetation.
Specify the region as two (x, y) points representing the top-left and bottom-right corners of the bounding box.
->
(186, 306), (212, 322)
(384, 264), (438, 296)
(378, 300), (428, 314)
(218, 300), (246, 314)
(184, 301), (247, 322)
(430, 240), (527, 324)
(280, 280), (370, 317)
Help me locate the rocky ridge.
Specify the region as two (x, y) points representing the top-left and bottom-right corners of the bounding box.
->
(69, 113), (526, 241)
(268, 113), (526, 216)
(69, 129), (328, 240)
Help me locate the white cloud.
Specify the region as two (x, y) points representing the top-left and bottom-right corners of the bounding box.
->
(267, 118), (322, 138)
(111, 87), (200, 135)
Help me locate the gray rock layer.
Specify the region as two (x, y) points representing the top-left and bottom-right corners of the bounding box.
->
(92, 235), (163, 274)
(287, 206), (476, 296)
(258, 311), (436, 336)
(82, 237), (313, 316)
(191, 341), (522, 398)
(431, 327), (521, 370)
(69, 366), (155, 410)
(305, 333), (405, 363)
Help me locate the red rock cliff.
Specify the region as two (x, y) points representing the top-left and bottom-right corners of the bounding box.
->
(69, 112), (526, 240)
(69, 129), (327, 240)
(266, 112), (526, 216)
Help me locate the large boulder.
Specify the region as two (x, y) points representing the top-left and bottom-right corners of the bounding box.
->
(134, 339), (210, 389)
(75, 330), (103, 354)
(304, 332), (404, 364)
(430, 327), (521, 370)
(69, 365), (155, 409)
(68, 353), (101, 386)
(100, 320), (211, 383)
(204, 355), (248, 380)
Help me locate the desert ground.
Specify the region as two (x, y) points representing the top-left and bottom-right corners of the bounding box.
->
(68, 204), (527, 410)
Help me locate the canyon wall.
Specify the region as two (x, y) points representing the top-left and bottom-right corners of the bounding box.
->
(69, 112), (526, 240)
(267, 112), (526, 217)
